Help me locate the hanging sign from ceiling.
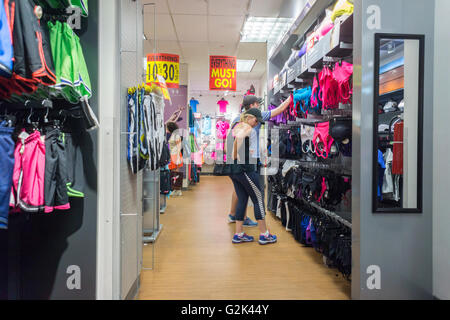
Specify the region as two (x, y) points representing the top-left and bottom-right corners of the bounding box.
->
(209, 56), (237, 91)
(147, 53), (180, 88)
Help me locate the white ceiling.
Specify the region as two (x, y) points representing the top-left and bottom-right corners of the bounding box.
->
(142, 0), (286, 92)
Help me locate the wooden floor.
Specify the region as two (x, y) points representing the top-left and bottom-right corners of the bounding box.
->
(138, 176), (351, 300)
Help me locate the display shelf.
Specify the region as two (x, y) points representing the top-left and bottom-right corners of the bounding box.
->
(277, 158), (352, 176)
(307, 201), (352, 228)
(273, 14), (354, 95)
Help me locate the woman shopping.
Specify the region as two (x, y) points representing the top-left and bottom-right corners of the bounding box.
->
(223, 108), (277, 245)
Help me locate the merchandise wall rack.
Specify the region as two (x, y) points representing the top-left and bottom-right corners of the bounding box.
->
(277, 159), (352, 176)
(273, 14), (354, 95)
(270, 191), (352, 228)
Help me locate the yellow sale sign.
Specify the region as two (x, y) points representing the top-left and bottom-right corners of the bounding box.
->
(146, 53), (180, 88)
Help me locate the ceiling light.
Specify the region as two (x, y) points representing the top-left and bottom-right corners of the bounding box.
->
(237, 60), (256, 73)
(240, 16), (294, 51)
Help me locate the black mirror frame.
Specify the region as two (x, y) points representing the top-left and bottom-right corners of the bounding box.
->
(372, 33), (425, 214)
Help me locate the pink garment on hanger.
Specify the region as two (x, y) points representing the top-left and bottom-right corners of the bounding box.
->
(333, 61), (353, 104)
(217, 100), (229, 113)
(11, 130), (46, 212)
(216, 121), (230, 139)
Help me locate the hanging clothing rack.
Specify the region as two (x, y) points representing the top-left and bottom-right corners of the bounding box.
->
(305, 199), (352, 229)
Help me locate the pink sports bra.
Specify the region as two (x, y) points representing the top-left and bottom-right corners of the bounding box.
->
(333, 61), (353, 104)
(318, 66), (339, 109)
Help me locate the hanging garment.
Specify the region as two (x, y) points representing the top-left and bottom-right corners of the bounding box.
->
(313, 122), (334, 159)
(152, 93), (166, 167)
(382, 148), (394, 198)
(377, 149), (386, 200)
(301, 125), (315, 155)
(11, 130), (46, 213)
(0, 0), (57, 98)
(0, 0), (13, 78)
(14, 0), (56, 86)
(64, 131), (85, 198)
(217, 99), (229, 113)
(69, 0), (89, 17)
(48, 21), (92, 103)
(392, 121), (404, 175)
(202, 116), (211, 135)
(0, 125), (15, 229)
(189, 99), (199, 113)
(310, 73), (322, 112)
(333, 61), (353, 104)
(293, 86), (312, 115)
(127, 89), (146, 173)
(142, 93), (159, 170)
(215, 120), (229, 162)
(44, 129), (70, 213)
(318, 66), (339, 109)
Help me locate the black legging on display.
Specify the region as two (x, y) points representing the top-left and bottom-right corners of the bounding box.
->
(229, 171), (265, 221)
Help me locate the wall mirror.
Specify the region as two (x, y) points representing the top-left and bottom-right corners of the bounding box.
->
(372, 33), (424, 213)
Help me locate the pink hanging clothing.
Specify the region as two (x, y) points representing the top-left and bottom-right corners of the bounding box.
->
(216, 121), (230, 139)
(217, 99), (229, 113)
(11, 130), (46, 213)
(215, 120), (230, 162)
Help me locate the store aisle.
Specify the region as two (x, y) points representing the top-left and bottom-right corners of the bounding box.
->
(139, 176), (350, 300)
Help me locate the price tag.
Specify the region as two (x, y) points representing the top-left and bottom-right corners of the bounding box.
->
(147, 53), (180, 88)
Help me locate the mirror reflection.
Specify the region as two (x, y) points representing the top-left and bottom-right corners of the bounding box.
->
(374, 36), (423, 212)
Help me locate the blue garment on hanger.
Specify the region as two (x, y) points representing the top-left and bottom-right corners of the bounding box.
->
(190, 99), (199, 113)
(0, 0), (13, 78)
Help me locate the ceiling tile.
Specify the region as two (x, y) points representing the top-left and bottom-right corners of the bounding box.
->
(208, 15), (245, 43)
(146, 40), (181, 56)
(144, 14), (178, 41)
(236, 42), (267, 60)
(208, 0), (249, 16)
(142, 0), (169, 14)
(168, 0), (207, 15)
(173, 15), (208, 42)
(249, 0), (284, 17)
(209, 42), (236, 56)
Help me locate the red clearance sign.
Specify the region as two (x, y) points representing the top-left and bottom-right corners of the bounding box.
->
(209, 56), (237, 91)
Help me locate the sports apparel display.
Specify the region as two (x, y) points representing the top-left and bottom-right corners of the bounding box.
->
(0, 0), (57, 98)
(48, 20), (92, 103)
(266, 0), (354, 279)
(127, 85), (166, 172)
(0, 1), (98, 131)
